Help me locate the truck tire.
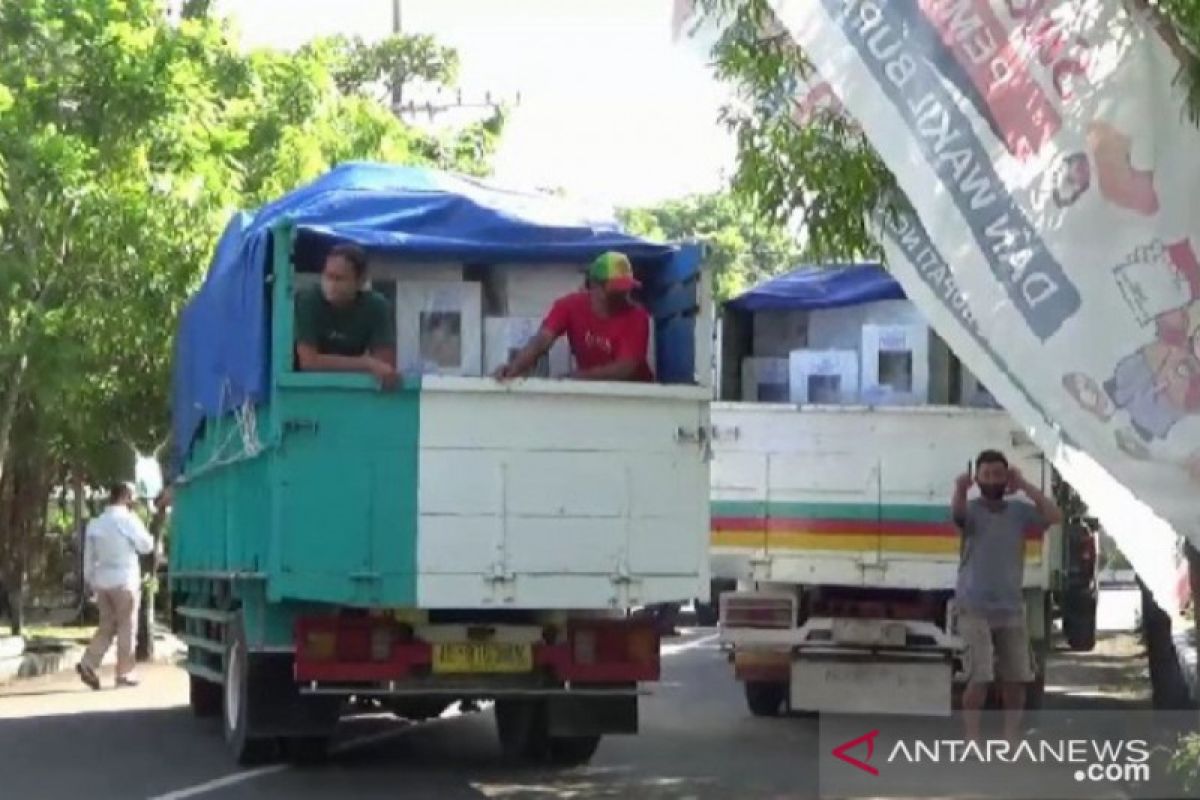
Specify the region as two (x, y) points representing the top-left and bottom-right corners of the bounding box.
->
(190, 674), (222, 719)
(223, 616), (277, 765)
(744, 681), (787, 717)
(547, 734), (602, 767)
(495, 699), (547, 762)
(693, 600), (719, 627)
(1063, 608), (1097, 652)
(494, 700), (603, 767)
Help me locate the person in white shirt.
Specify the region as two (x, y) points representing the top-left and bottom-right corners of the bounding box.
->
(76, 482), (155, 689)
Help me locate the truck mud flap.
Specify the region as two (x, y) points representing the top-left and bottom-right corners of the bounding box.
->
(247, 653), (340, 737)
(547, 692), (638, 737)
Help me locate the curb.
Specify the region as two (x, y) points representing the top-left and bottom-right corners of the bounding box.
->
(0, 630), (186, 686)
(0, 642), (85, 684)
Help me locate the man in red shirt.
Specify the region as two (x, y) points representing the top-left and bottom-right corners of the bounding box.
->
(494, 251), (654, 382)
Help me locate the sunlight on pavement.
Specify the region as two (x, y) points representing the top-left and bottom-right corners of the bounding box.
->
(0, 663), (187, 720)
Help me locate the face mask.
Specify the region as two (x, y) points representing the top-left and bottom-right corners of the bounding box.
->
(979, 483), (1006, 501)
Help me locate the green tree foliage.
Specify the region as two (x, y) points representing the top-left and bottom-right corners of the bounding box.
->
(0, 0), (504, 631)
(618, 192), (804, 301)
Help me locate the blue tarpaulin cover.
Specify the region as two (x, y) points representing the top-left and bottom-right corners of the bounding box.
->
(725, 263), (904, 312)
(171, 163), (676, 468)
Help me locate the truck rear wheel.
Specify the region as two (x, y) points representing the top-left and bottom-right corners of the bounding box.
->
(495, 699), (545, 761)
(1062, 590), (1098, 652)
(223, 616), (277, 765)
(495, 699), (603, 767)
(190, 675), (222, 718)
(693, 600), (719, 627)
(1063, 611), (1097, 652)
(744, 681), (787, 717)
(547, 734), (602, 766)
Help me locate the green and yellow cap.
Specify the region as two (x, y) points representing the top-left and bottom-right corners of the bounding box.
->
(587, 251), (640, 293)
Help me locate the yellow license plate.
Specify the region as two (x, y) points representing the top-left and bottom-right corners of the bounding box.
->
(432, 642), (533, 674)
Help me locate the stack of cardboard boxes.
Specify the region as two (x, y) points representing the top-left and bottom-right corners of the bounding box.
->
(349, 261), (593, 378)
(739, 299), (932, 406)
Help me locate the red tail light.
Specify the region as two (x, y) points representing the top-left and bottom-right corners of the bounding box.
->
(336, 626), (371, 662)
(564, 620), (660, 681)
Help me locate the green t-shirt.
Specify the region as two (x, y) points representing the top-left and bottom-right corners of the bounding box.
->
(294, 285), (395, 357)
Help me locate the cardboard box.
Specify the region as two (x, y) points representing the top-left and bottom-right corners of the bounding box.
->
(483, 317), (573, 378)
(788, 349), (860, 405)
(377, 261), (464, 283)
(490, 264), (585, 317)
(741, 357), (790, 403)
(395, 281), (483, 376)
(861, 323), (930, 405)
(752, 311), (808, 358)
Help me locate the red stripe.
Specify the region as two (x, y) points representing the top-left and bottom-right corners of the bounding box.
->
(712, 517), (762, 532)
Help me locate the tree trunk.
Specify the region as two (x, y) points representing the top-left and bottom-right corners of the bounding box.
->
(0, 355), (28, 492)
(136, 500), (170, 662)
(7, 585), (22, 637)
(73, 471), (86, 609)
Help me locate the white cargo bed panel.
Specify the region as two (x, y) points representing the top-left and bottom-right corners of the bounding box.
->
(710, 403), (1053, 590)
(416, 377), (710, 608)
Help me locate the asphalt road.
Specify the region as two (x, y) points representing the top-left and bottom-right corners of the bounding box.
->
(0, 589), (1183, 800)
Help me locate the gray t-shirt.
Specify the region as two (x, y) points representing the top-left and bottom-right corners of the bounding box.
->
(955, 498), (1045, 620)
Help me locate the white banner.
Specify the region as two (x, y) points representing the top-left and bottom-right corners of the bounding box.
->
(765, 0), (1199, 612)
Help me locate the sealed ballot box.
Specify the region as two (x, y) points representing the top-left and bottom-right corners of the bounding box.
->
(483, 316), (573, 378)
(788, 349), (859, 405)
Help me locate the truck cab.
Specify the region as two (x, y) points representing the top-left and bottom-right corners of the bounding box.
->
(169, 165), (712, 765)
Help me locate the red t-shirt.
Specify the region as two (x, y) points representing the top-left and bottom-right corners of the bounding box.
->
(542, 292), (654, 382)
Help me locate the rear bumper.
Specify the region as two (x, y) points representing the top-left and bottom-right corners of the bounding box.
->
(299, 681), (644, 699)
(723, 616), (960, 716)
(293, 616), (661, 686)
(720, 616), (962, 654)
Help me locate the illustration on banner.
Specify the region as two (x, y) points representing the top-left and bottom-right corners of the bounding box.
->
(1063, 238), (1200, 458)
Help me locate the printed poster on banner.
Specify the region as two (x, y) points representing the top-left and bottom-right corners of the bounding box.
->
(764, 0), (1200, 605)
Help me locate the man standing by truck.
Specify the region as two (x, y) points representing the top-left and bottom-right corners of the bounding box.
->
(494, 252), (653, 383)
(77, 483), (156, 690)
(295, 243), (398, 388)
(952, 450), (1062, 742)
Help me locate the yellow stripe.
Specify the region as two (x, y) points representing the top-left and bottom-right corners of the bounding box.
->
(711, 530), (763, 548)
(711, 530), (1042, 560)
(770, 531), (878, 551)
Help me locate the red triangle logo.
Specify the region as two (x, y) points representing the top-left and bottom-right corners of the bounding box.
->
(832, 729), (880, 776)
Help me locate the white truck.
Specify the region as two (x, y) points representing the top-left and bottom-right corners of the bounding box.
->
(708, 265), (1063, 717)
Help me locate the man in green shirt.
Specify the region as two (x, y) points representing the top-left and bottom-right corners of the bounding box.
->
(295, 243), (398, 388)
